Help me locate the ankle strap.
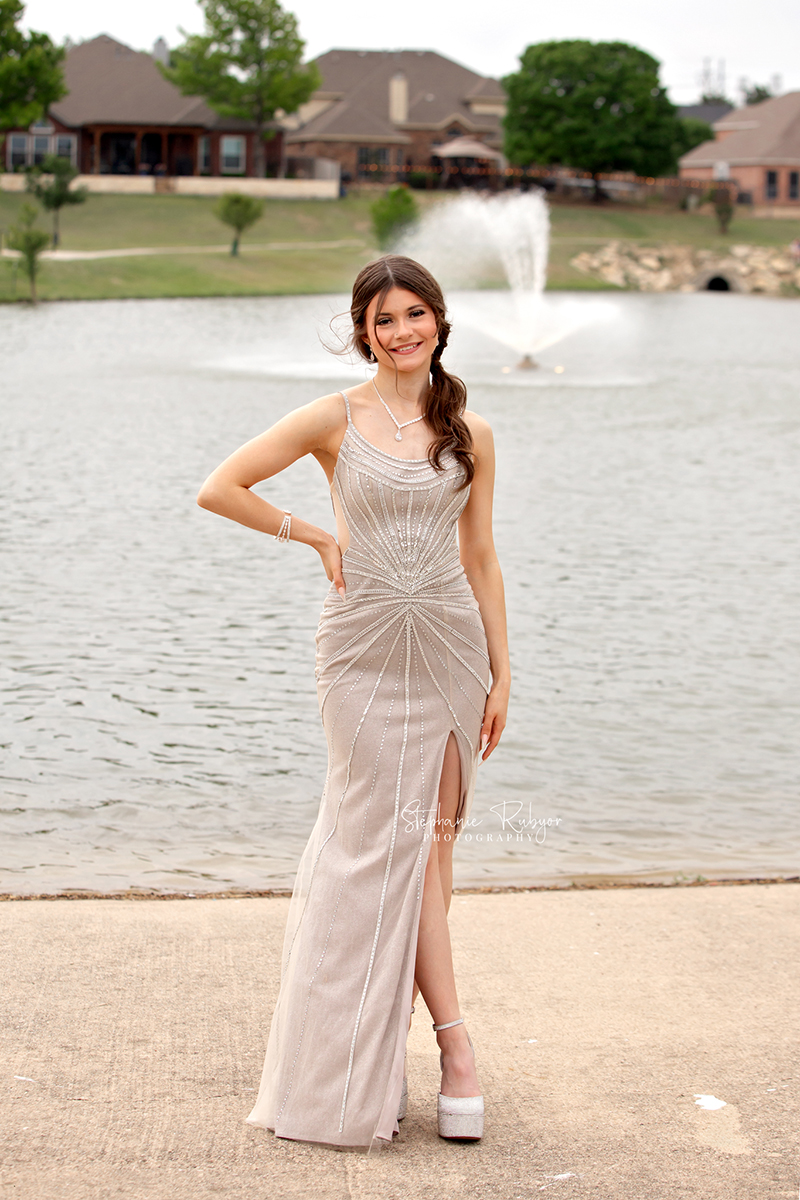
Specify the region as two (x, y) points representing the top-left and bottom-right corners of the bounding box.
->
(433, 1018), (463, 1032)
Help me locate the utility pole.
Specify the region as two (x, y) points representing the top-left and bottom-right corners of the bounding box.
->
(699, 57), (713, 96)
(716, 59), (726, 99)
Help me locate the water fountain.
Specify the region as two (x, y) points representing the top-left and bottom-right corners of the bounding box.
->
(398, 190), (615, 372)
(206, 190), (618, 384)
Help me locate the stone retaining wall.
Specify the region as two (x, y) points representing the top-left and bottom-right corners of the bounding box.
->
(571, 241), (800, 294)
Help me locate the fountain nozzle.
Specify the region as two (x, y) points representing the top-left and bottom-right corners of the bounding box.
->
(517, 354), (538, 370)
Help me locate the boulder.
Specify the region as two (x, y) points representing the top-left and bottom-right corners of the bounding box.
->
(569, 240), (799, 294)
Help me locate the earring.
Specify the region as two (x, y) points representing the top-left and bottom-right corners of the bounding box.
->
(366, 344), (376, 363)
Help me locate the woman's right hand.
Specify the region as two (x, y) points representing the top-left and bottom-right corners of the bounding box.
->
(318, 533), (346, 598)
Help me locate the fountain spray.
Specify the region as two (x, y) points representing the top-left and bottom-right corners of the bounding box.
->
(399, 191), (551, 367)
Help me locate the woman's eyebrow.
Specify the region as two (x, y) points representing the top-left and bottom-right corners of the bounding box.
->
(376, 305), (425, 317)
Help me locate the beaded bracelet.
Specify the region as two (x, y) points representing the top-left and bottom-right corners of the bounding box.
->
(274, 511), (292, 544)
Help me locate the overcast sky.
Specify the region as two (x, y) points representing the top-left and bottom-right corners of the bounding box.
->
(22, 0), (799, 105)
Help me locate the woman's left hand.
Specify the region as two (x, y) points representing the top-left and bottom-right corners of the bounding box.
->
(479, 681), (509, 762)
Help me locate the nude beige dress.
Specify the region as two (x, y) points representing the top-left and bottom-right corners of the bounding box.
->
(246, 392), (491, 1149)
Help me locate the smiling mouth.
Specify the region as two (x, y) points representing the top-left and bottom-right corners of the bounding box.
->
(389, 342), (422, 355)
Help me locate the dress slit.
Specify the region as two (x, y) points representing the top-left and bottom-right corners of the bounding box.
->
(369, 728), (469, 1144)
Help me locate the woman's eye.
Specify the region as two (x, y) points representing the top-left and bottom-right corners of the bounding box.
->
(410, 309), (425, 317)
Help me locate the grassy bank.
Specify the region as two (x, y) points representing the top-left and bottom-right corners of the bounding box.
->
(1, 190), (798, 301)
(0, 245), (369, 302)
(0, 192), (376, 250)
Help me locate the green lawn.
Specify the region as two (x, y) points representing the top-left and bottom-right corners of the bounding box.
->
(1, 190), (798, 301)
(0, 245), (372, 302)
(548, 203), (800, 247)
(0, 191), (376, 250)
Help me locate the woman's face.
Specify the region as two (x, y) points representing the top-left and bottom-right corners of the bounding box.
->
(364, 287), (439, 372)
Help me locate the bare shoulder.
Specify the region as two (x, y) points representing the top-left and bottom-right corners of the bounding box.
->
(280, 391), (347, 449)
(295, 390), (347, 430)
(341, 380), (377, 413)
(463, 409), (494, 453)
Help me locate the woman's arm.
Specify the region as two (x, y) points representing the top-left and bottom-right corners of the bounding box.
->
(197, 393), (347, 596)
(458, 413), (510, 761)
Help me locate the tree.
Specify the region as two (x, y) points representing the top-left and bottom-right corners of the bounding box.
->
(700, 91), (731, 106)
(503, 40), (687, 199)
(25, 153), (88, 247)
(674, 116), (714, 158)
(704, 186), (734, 234)
(7, 202), (49, 302)
(213, 192), (264, 253)
(0, 0), (65, 130)
(160, 0), (320, 178)
(744, 84), (772, 105)
(371, 186), (418, 250)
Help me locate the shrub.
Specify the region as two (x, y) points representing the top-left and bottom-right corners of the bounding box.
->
(212, 193), (265, 255)
(371, 186), (419, 250)
(703, 187), (734, 234)
(7, 203), (50, 303)
(25, 154), (88, 247)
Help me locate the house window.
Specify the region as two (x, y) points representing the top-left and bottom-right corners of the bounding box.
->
(55, 135), (74, 161)
(447, 126), (461, 138)
(765, 170), (778, 199)
(789, 171), (799, 200)
(220, 135), (244, 173)
(357, 147), (388, 177)
(9, 134), (28, 168)
(198, 136), (211, 174)
(32, 135), (50, 164)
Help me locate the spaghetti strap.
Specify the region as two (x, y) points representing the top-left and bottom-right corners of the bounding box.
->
(339, 390), (352, 424)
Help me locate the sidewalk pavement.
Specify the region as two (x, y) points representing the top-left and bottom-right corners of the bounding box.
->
(0, 239), (365, 262)
(1, 886), (798, 1200)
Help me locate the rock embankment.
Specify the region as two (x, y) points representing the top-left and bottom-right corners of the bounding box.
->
(570, 241), (800, 293)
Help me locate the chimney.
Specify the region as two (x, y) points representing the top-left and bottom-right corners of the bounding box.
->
(389, 72), (408, 124)
(152, 37), (169, 66)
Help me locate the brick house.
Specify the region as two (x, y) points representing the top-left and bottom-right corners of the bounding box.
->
(282, 49), (506, 179)
(679, 92), (800, 206)
(3, 35), (279, 178)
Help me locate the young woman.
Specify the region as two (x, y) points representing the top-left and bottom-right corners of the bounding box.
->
(197, 255), (510, 1150)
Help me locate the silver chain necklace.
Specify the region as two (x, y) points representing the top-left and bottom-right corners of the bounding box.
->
(371, 379), (425, 442)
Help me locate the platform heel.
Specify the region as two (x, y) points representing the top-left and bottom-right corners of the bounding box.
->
(397, 1075), (408, 1122)
(433, 1017), (484, 1140)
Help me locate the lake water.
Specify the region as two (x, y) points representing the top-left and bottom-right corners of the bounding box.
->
(1, 291), (799, 893)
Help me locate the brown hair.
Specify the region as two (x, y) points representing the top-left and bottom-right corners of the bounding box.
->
(348, 255), (474, 487)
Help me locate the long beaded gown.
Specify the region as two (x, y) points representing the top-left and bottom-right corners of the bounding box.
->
(246, 392), (491, 1149)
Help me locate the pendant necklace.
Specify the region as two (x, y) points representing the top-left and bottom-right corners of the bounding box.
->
(371, 379), (425, 442)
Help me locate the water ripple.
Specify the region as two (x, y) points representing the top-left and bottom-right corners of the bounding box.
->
(1, 292), (798, 892)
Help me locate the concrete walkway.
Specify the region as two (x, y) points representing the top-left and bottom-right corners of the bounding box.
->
(0, 239), (365, 262)
(2, 886), (798, 1199)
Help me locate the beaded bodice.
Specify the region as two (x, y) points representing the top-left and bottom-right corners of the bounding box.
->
(331, 395), (472, 603)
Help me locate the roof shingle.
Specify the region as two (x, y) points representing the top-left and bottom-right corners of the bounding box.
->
(285, 49), (503, 146)
(679, 92), (800, 167)
(50, 35), (254, 130)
